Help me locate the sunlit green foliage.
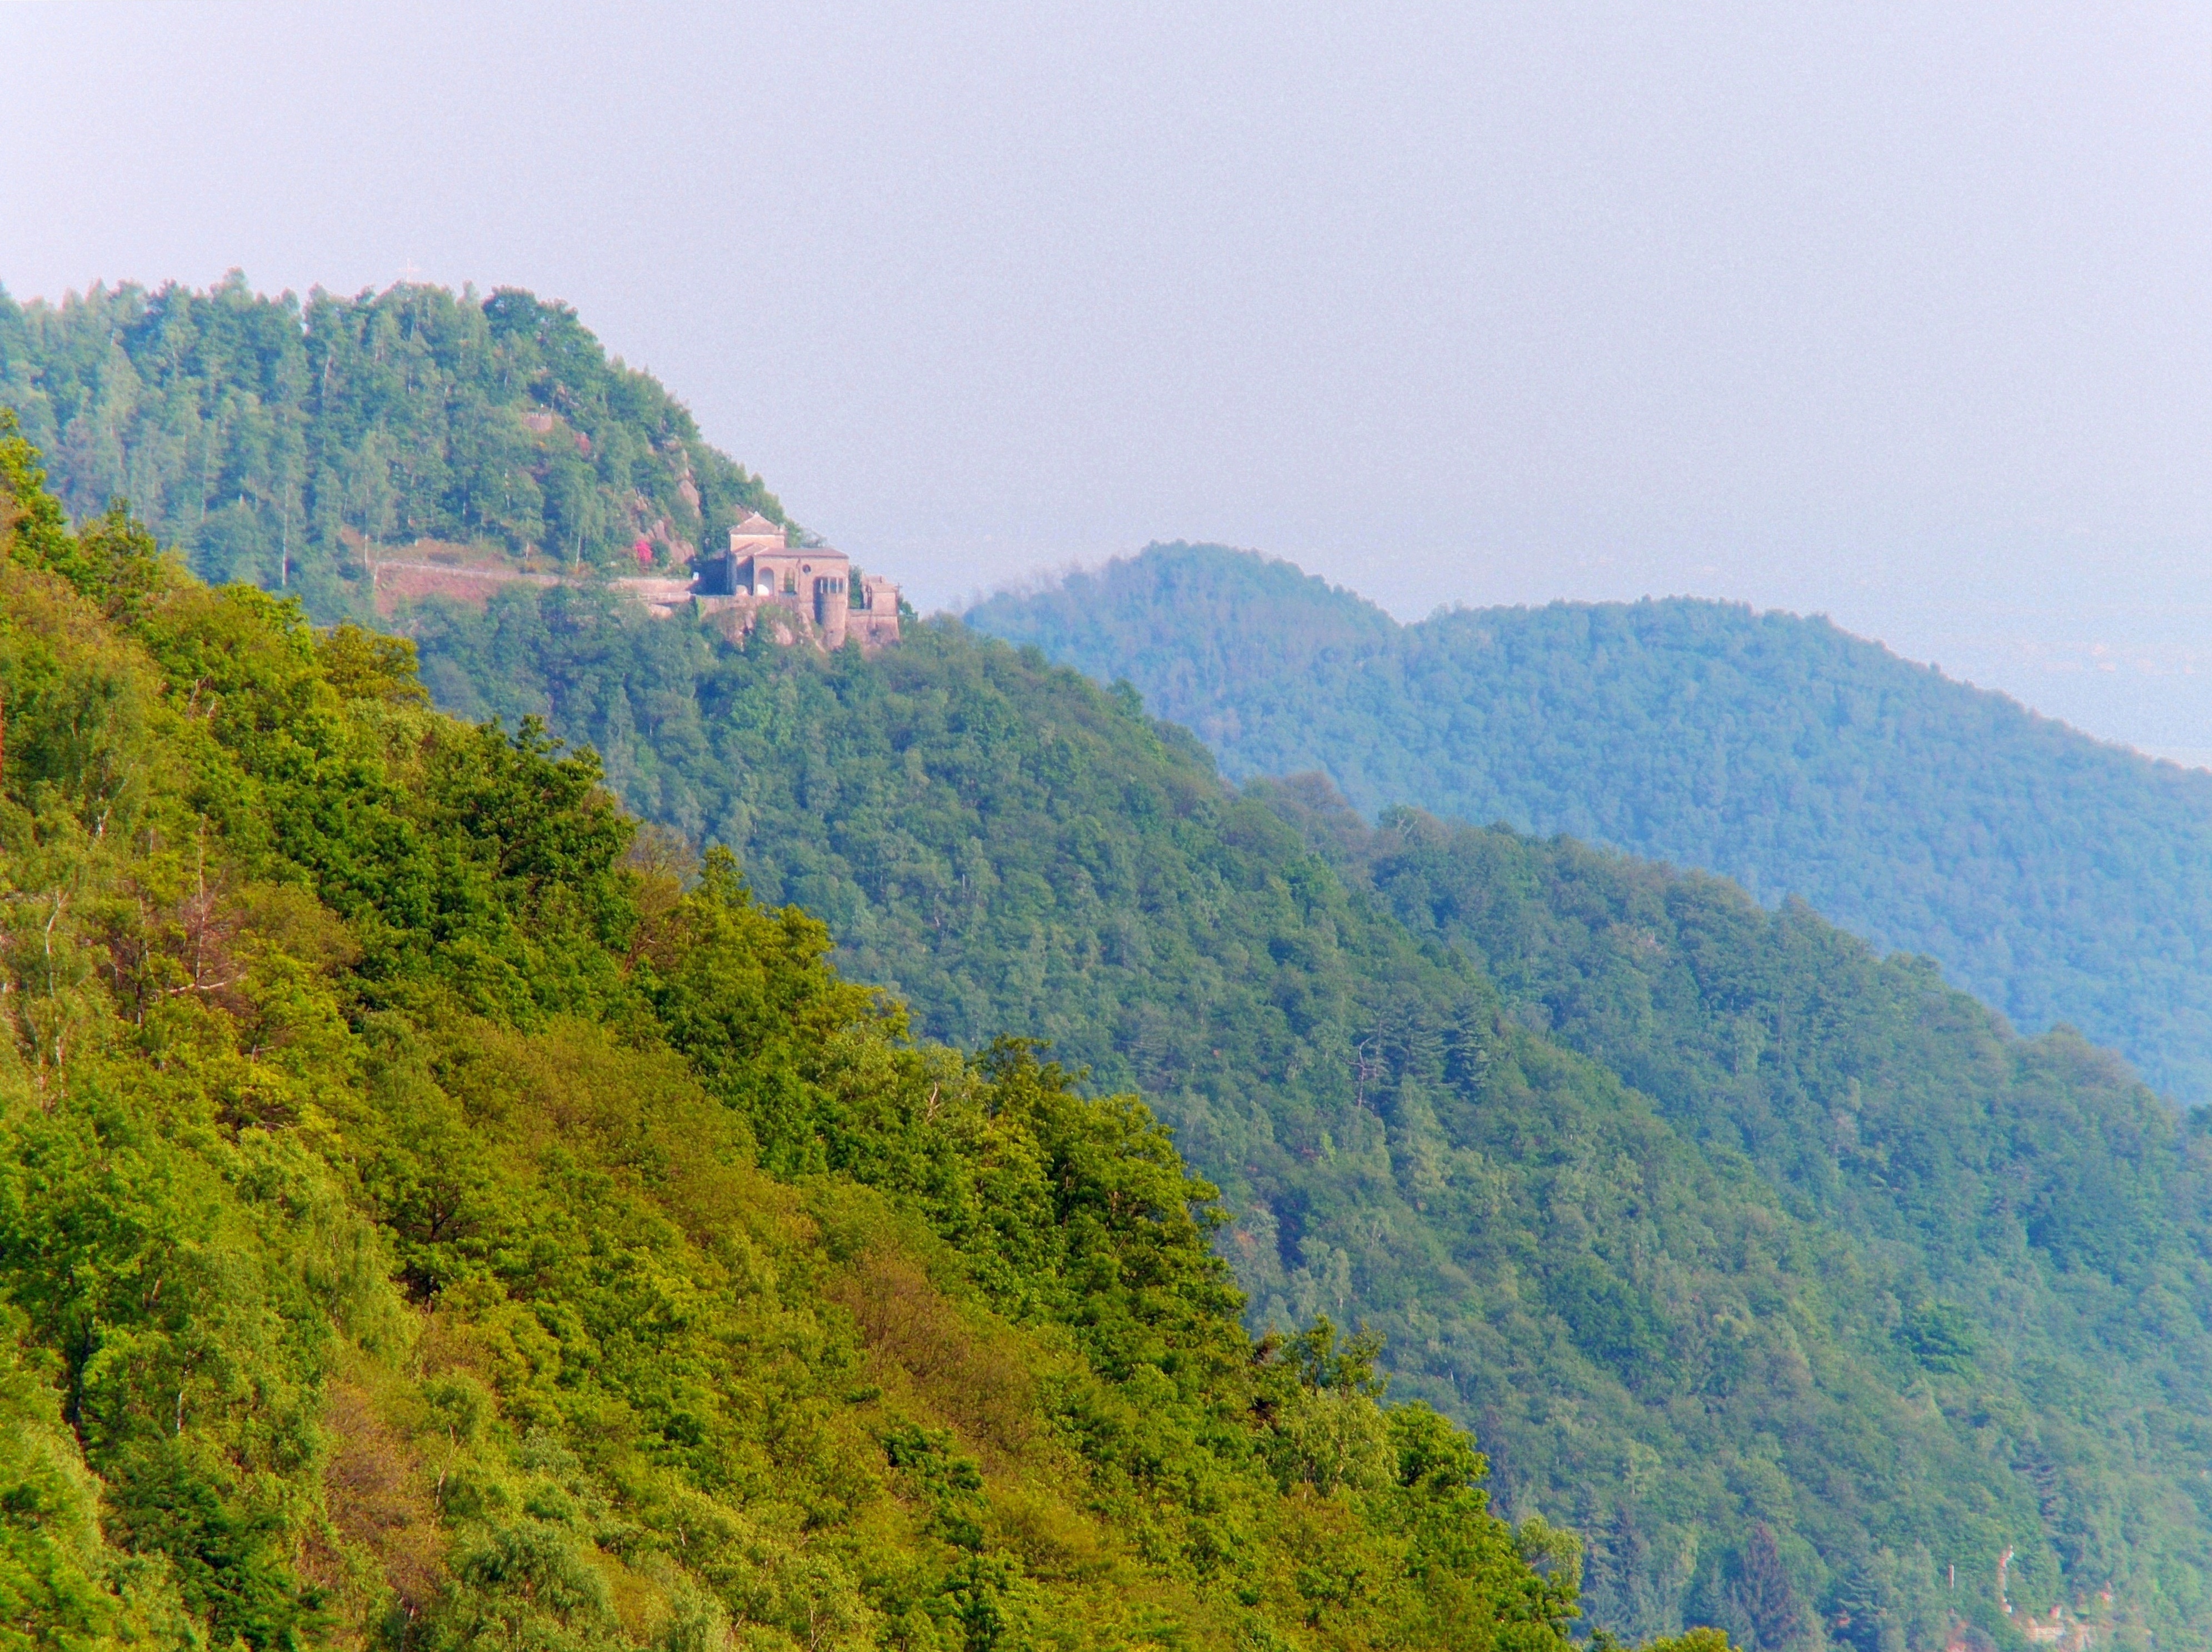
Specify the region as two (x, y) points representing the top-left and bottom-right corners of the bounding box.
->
(967, 541), (2212, 1104)
(407, 582), (2212, 1650)
(22, 283), (2212, 1647)
(0, 428), (1582, 1652)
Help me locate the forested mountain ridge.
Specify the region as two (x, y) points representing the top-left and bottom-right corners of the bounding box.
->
(407, 581), (2212, 1651)
(0, 423), (1628, 1652)
(17, 278), (2212, 1649)
(0, 274), (786, 618)
(965, 543), (2212, 1104)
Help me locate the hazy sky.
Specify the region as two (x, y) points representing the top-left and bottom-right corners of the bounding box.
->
(8, 2), (2212, 758)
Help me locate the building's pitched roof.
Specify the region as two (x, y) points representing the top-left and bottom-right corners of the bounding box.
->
(733, 512), (781, 535)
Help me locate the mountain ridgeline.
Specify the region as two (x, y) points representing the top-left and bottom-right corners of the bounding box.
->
(0, 275), (788, 618)
(0, 423), (1623, 1651)
(11, 280), (2212, 1652)
(966, 544), (2212, 1104)
(406, 580), (2212, 1652)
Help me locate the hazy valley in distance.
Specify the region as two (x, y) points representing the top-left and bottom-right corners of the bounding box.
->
(969, 544), (2212, 1107)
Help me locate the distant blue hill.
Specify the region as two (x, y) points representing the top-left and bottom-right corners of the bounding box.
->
(968, 541), (2212, 1102)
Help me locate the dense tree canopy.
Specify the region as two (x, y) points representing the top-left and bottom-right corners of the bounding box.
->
(17, 279), (2212, 1652)
(406, 581), (2212, 1651)
(0, 276), (787, 617)
(967, 543), (2212, 1104)
(0, 424), (1609, 1652)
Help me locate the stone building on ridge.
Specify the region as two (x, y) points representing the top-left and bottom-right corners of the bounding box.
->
(694, 512), (901, 650)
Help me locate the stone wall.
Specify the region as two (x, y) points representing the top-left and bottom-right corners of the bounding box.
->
(370, 557), (900, 653)
(697, 592), (900, 655)
(371, 560), (564, 615)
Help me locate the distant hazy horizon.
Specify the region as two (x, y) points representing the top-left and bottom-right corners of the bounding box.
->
(8, 2), (2212, 762)
(959, 541), (2212, 773)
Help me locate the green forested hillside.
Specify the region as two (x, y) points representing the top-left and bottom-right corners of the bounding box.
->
(0, 430), (1607, 1652)
(965, 543), (2212, 1104)
(0, 276), (785, 616)
(405, 582), (2212, 1651)
(1260, 780), (2212, 1621)
(19, 282), (2212, 1651)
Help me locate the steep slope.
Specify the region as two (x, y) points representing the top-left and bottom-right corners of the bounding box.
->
(407, 583), (2212, 1650)
(965, 543), (2212, 1104)
(22, 277), (2212, 1646)
(1259, 778), (2212, 1640)
(0, 427), (1598, 1652)
(0, 276), (785, 616)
